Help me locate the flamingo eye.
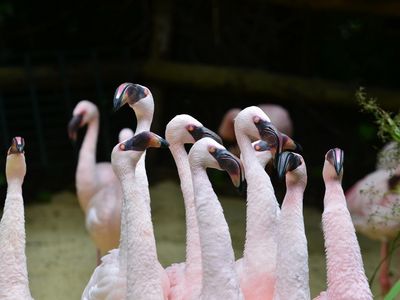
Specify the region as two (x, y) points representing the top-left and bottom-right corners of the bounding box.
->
(208, 146), (216, 153)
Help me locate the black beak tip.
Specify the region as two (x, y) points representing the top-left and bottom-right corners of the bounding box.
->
(160, 139), (170, 148)
(295, 142), (303, 153)
(113, 98), (122, 112)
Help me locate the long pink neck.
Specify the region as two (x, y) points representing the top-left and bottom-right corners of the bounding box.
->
(0, 179), (31, 295)
(170, 144), (202, 277)
(76, 117), (99, 212)
(323, 180), (372, 300)
(236, 131), (279, 272)
(119, 161), (164, 299)
(133, 109), (153, 211)
(191, 165), (242, 299)
(275, 185), (310, 300)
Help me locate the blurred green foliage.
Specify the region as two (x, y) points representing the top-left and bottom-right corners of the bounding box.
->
(357, 88), (400, 143)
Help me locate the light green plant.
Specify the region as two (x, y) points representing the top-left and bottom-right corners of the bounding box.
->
(356, 87), (400, 143)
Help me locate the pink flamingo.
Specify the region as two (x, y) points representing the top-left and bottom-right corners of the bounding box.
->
(189, 137), (245, 299)
(346, 154), (400, 295)
(82, 131), (170, 299)
(273, 150), (310, 300)
(0, 137), (33, 299)
(376, 141), (400, 170)
(233, 106), (301, 299)
(68, 100), (134, 262)
(113, 83), (155, 212)
(218, 104), (293, 156)
(316, 148), (372, 300)
(164, 114), (222, 300)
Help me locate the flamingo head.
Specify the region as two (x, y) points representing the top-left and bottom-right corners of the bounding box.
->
(68, 100), (99, 141)
(113, 83), (154, 119)
(218, 108), (241, 143)
(111, 131), (169, 178)
(6, 136), (26, 182)
(166, 114), (222, 146)
(250, 140), (272, 168)
(323, 148), (344, 182)
(276, 151), (307, 189)
(189, 137), (246, 195)
(235, 106), (301, 168)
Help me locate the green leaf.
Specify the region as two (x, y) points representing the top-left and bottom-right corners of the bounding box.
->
(384, 280), (400, 300)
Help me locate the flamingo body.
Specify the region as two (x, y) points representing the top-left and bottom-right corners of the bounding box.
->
(0, 137), (33, 300)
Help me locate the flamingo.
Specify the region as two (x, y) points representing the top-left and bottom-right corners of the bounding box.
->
(376, 141), (400, 170)
(68, 100), (134, 262)
(233, 106), (301, 299)
(164, 114), (222, 300)
(273, 149), (310, 300)
(316, 148), (372, 300)
(188, 137), (245, 299)
(346, 152), (400, 295)
(0, 137), (33, 299)
(218, 104), (293, 157)
(81, 131), (170, 300)
(113, 83), (154, 212)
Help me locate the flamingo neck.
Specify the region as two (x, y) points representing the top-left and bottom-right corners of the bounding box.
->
(170, 144), (202, 277)
(191, 165), (242, 299)
(118, 163), (164, 298)
(0, 180), (31, 296)
(76, 117), (99, 212)
(323, 181), (372, 300)
(236, 131), (279, 272)
(133, 109), (152, 211)
(275, 185), (310, 300)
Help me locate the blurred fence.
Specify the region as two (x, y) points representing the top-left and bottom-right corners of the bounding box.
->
(0, 48), (141, 199)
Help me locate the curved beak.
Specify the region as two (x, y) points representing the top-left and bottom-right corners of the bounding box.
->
(67, 114), (83, 141)
(189, 126), (223, 144)
(211, 148), (246, 195)
(326, 148), (344, 175)
(120, 131), (169, 152)
(113, 83), (147, 111)
(254, 119), (302, 167)
(277, 151), (302, 180)
(8, 136), (25, 154)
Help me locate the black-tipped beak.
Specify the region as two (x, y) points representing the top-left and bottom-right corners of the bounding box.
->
(113, 83), (147, 111)
(326, 148), (344, 175)
(277, 151), (302, 180)
(8, 136), (25, 154)
(120, 131), (169, 152)
(188, 125), (223, 144)
(254, 119), (302, 166)
(210, 148), (246, 194)
(67, 114), (83, 141)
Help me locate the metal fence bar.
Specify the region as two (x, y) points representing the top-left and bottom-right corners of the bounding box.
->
(25, 53), (48, 167)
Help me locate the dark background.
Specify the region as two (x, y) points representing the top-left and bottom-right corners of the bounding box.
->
(0, 0), (399, 206)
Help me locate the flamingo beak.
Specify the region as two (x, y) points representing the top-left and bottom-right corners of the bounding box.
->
(120, 131), (169, 152)
(254, 118), (302, 168)
(113, 83), (147, 111)
(326, 148), (344, 175)
(8, 136), (25, 155)
(276, 151), (302, 180)
(210, 148), (247, 196)
(188, 125), (223, 144)
(67, 114), (83, 141)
